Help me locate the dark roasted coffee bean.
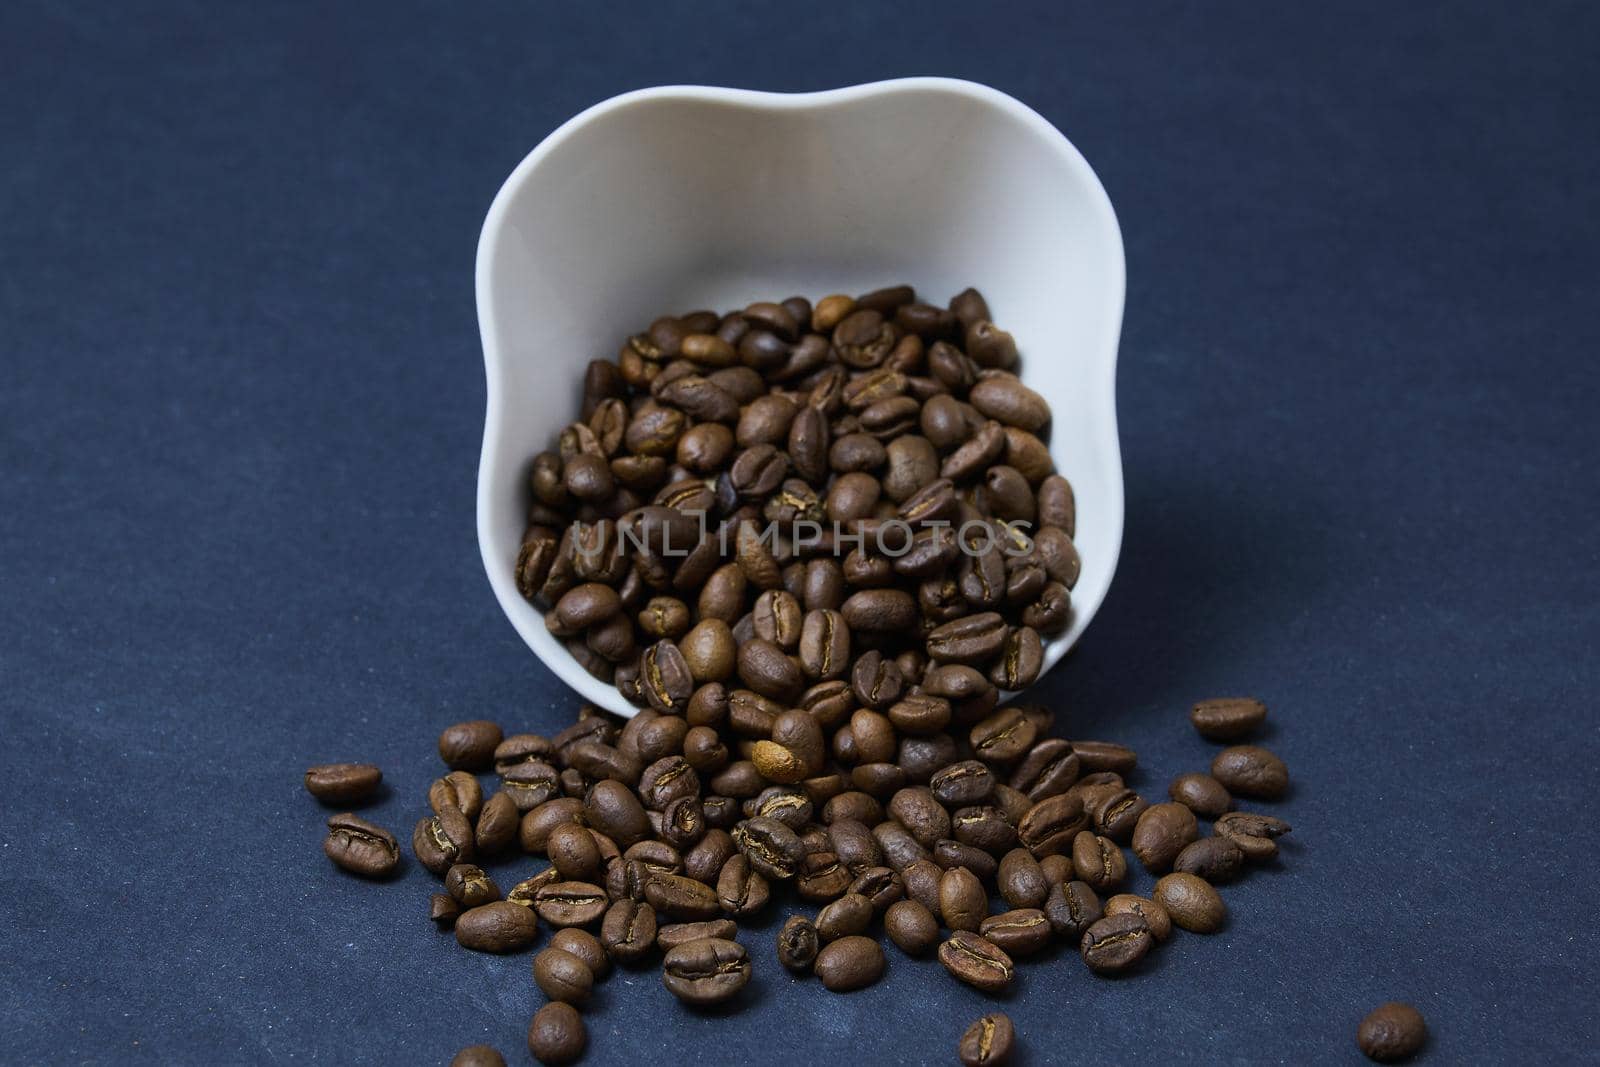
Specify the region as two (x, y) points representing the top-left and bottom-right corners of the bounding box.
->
(1105, 893), (1172, 941)
(1017, 793), (1087, 857)
(494, 733), (554, 774)
(815, 892), (874, 943)
(939, 931), (1014, 992)
(979, 908), (1051, 957)
(439, 720), (503, 771)
(1045, 880), (1102, 942)
(958, 1013), (1015, 1067)
(1211, 744), (1289, 799)
(1009, 739), (1079, 801)
(715, 854), (770, 917)
(882, 898), (939, 957)
(931, 760), (996, 807)
(939, 866), (987, 931)
(640, 640), (694, 714)
(776, 914), (820, 974)
(323, 813), (399, 878)
(601, 898), (656, 963)
(451, 1045), (506, 1067)
(1214, 811), (1293, 860)
(1072, 739), (1138, 775)
(446, 863), (501, 908)
(533, 947), (594, 1004)
(1153, 872), (1227, 933)
(1071, 831), (1127, 893)
(951, 805), (1018, 854)
(546, 823), (604, 881)
(927, 613), (1008, 667)
(429, 770), (483, 821)
(934, 839), (999, 882)
(549, 928), (609, 979)
(533, 881), (608, 927)
(304, 763), (382, 805)
(430, 892), (460, 927)
(1131, 803), (1199, 874)
(888, 787), (951, 849)
(528, 1001), (585, 1066)
(413, 807), (474, 875)
(1173, 836), (1246, 882)
(501, 760), (561, 813)
(1039, 854), (1073, 885)
(1169, 772), (1232, 818)
(998, 848), (1049, 909)
(657, 919), (739, 951)
(1079, 913), (1152, 974)
(989, 626), (1043, 689)
(645, 872), (721, 921)
(456, 900), (539, 953)
(1190, 697), (1268, 741)
(970, 706), (1037, 765)
(732, 817), (804, 880)
(585, 779), (650, 846)
(506, 869), (561, 910)
(841, 588), (917, 633)
(847, 866), (903, 913)
(662, 937), (751, 1006)
(814, 935), (885, 992)
(1358, 1002), (1428, 1062)
(827, 818), (882, 875)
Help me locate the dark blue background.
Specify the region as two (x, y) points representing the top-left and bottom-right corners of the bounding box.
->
(3, 2), (1596, 1064)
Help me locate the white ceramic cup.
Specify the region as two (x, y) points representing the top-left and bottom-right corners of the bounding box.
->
(477, 77), (1125, 717)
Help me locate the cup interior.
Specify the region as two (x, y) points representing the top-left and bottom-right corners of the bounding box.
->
(478, 79), (1125, 716)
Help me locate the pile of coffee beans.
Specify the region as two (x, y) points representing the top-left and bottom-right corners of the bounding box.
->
(513, 285), (1077, 711)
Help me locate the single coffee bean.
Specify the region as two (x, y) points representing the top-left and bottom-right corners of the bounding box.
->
(777, 914), (820, 973)
(1173, 836), (1246, 882)
(901, 858), (944, 915)
(585, 779), (650, 846)
(1153, 872), (1227, 933)
(816, 893), (875, 942)
(323, 813), (399, 878)
(939, 931), (1014, 992)
(958, 1013), (1016, 1067)
(430, 892), (460, 927)
(455, 900), (539, 953)
(500, 760), (561, 812)
(546, 822), (604, 881)
(533, 881), (608, 927)
(951, 805), (1017, 855)
(997, 848), (1049, 909)
(939, 866), (988, 931)
(1017, 793), (1087, 857)
(841, 588), (917, 633)
(716, 854), (770, 917)
(413, 806), (475, 875)
(1131, 802), (1199, 873)
(445, 864), (501, 908)
(657, 919), (739, 951)
(494, 733), (554, 774)
(601, 898), (656, 963)
(304, 763), (382, 805)
(1045, 880), (1102, 942)
(662, 937), (751, 1006)
(506, 870), (560, 910)
(533, 947), (594, 1004)
(931, 760), (996, 807)
(1039, 854), (1073, 886)
(1214, 811), (1293, 861)
(883, 898), (940, 956)
(451, 1045), (506, 1067)
(1168, 773), (1232, 818)
(1211, 745), (1289, 799)
(935, 839), (999, 882)
(528, 1001), (585, 1066)
(1072, 739), (1137, 775)
(1079, 913), (1152, 974)
(1008, 739), (1079, 802)
(1071, 831), (1128, 892)
(1190, 697), (1268, 741)
(732, 817), (805, 880)
(1357, 1002), (1428, 1062)
(429, 770), (483, 821)
(978, 908), (1052, 957)
(814, 935), (885, 992)
(549, 928), (609, 979)
(439, 720), (503, 771)
(1104, 894), (1172, 942)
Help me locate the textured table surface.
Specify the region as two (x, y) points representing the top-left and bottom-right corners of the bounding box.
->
(3, 2), (1597, 1064)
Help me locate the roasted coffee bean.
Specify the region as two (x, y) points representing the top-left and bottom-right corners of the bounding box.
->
(930, 760), (996, 807)
(451, 1045), (506, 1067)
(1045, 880), (1102, 942)
(816, 893), (875, 942)
(501, 760), (561, 812)
(644, 872), (721, 921)
(935, 839), (999, 882)
(989, 626), (1043, 689)
(533, 881), (608, 927)
(637, 755), (699, 811)
(494, 733), (554, 774)
(549, 928), (609, 979)
(657, 919), (739, 951)
(304, 763), (382, 805)
(429, 770), (483, 821)
(715, 854), (770, 917)
(1190, 697), (1268, 741)
(519, 797), (585, 853)
(546, 822), (604, 881)
(1173, 836), (1246, 882)
(1153, 872), (1227, 933)
(601, 898), (656, 963)
(413, 807), (475, 875)
(997, 848), (1049, 909)
(1104, 893), (1172, 942)
(732, 817), (805, 880)
(928, 613), (1008, 667)
(958, 1013), (1015, 1067)
(1169, 772), (1232, 818)
(679, 619), (736, 683)
(939, 866), (988, 931)
(640, 641), (695, 714)
(1088, 787), (1149, 842)
(939, 931), (1014, 992)
(951, 805), (1017, 854)
(883, 898), (940, 957)
(1072, 739), (1138, 775)
(814, 935), (885, 992)
(1211, 745), (1289, 799)
(1358, 1002), (1428, 1062)
(1131, 803), (1199, 874)
(533, 947), (594, 1004)
(901, 858), (944, 915)
(430, 892), (460, 927)
(323, 813), (399, 878)
(1008, 739), (1079, 801)
(774, 914), (820, 974)
(1071, 831), (1127, 893)
(1079, 913), (1152, 974)
(1017, 793), (1087, 857)
(446, 863), (501, 908)
(970, 706), (1037, 765)
(456, 901), (539, 953)
(841, 588), (917, 633)
(847, 866), (903, 913)
(1214, 811), (1293, 860)
(507, 870), (560, 910)
(979, 908), (1051, 957)
(662, 937), (751, 1006)
(965, 321), (1018, 369)
(1039, 854), (1074, 885)
(439, 720), (503, 771)
(585, 779), (650, 846)
(528, 1001), (585, 1066)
